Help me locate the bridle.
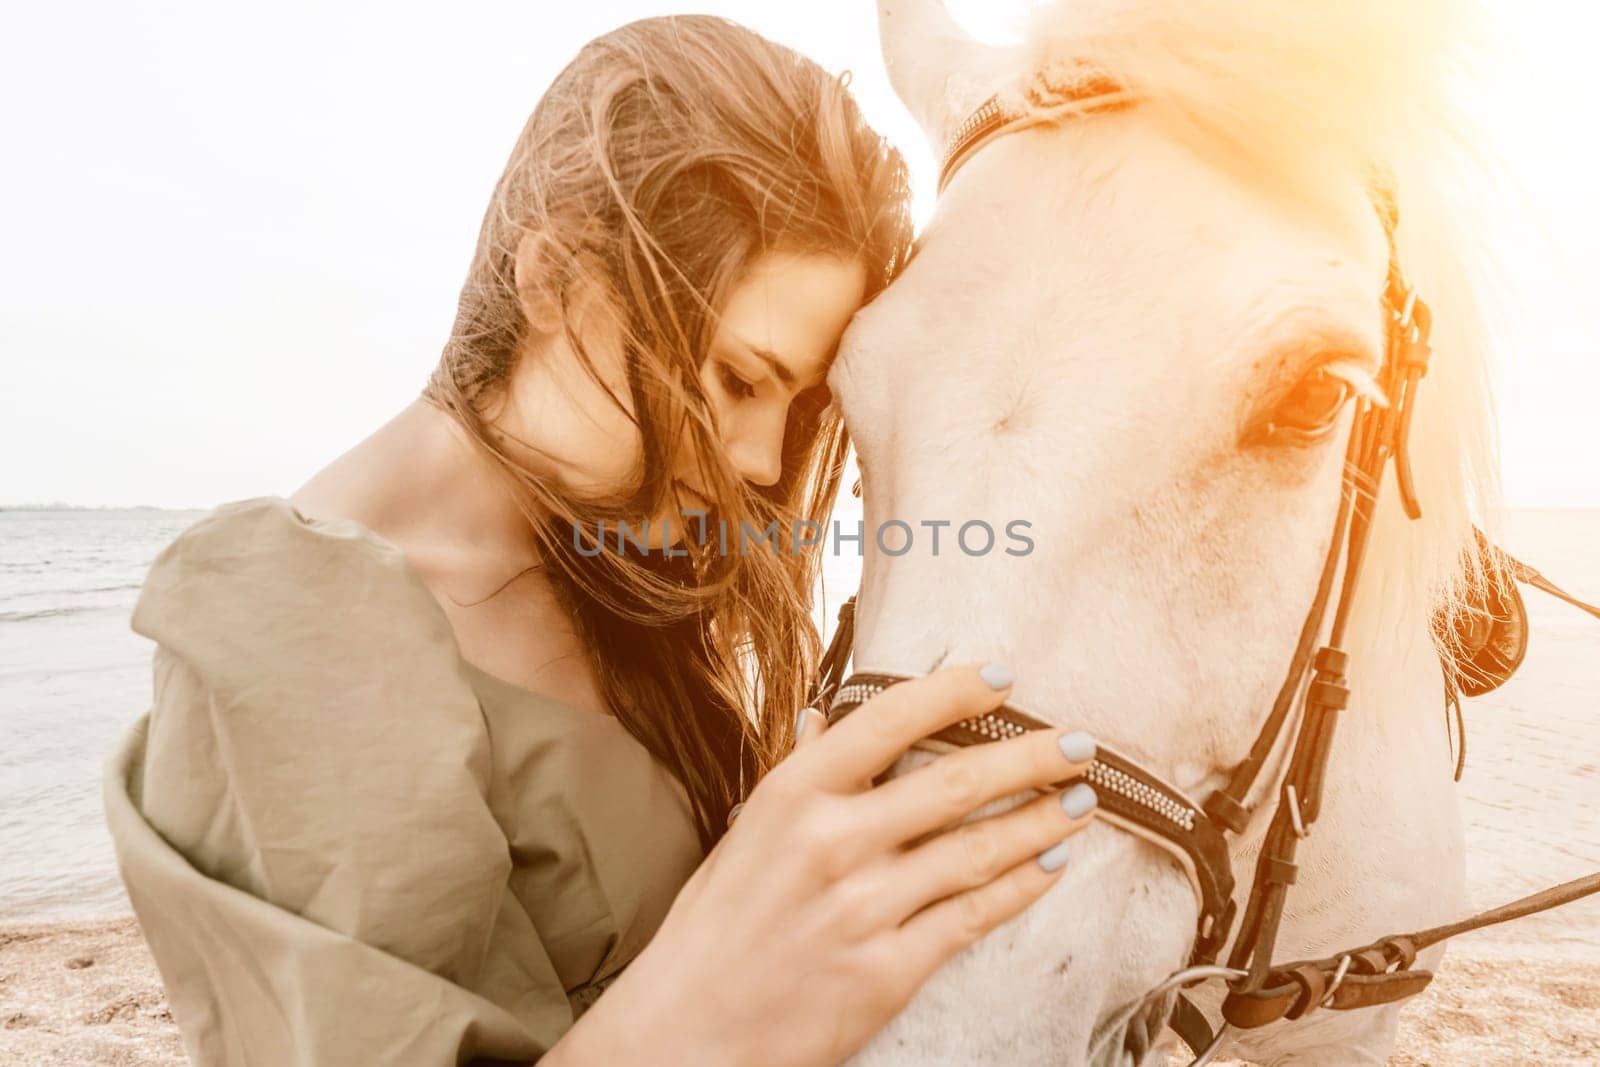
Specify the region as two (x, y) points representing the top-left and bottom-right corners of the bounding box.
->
(811, 75), (1600, 1064)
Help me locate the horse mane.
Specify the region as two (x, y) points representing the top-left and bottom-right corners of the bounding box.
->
(1011, 0), (1510, 669)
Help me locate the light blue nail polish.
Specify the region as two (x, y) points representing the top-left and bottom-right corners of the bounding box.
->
(979, 663), (1014, 690)
(794, 708), (809, 737)
(1037, 841), (1070, 872)
(1058, 730), (1096, 763)
(1060, 783), (1098, 819)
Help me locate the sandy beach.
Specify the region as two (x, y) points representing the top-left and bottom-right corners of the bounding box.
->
(0, 918), (182, 1067)
(2, 920), (1597, 1064)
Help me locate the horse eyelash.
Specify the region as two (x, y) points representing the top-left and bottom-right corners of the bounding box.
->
(1319, 359), (1386, 407)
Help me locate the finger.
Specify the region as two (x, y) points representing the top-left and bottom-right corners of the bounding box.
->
(874, 782), (1097, 927)
(895, 835), (1078, 981)
(854, 726), (1097, 854)
(793, 706), (824, 749)
(794, 664), (1015, 791)
(780, 707), (825, 768)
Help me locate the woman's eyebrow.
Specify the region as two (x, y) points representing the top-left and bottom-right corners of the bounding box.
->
(738, 341), (797, 387)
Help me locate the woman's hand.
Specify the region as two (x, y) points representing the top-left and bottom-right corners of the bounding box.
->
(555, 663), (1098, 1067)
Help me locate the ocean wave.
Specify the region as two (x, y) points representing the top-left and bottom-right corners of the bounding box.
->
(0, 605), (104, 623)
(0, 584), (142, 623)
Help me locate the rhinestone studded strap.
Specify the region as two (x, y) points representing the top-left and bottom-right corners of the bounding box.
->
(828, 671), (1238, 963)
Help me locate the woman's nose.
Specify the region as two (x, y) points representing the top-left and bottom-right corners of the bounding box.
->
(729, 422), (784, 488)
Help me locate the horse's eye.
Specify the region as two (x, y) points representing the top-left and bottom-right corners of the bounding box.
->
(1247, 364), (1355, 447)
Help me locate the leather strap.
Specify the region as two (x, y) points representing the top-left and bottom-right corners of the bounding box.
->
(1224, 265), (1433, 997)
(1506, 556), (1600, 622)
(1218, 872), (1600, 1030)
(1168, 995), (1217, 1059)
(1407, 871), (1600, 951)
(808, 595), (857, 712)
(937, 75), (1135, 194)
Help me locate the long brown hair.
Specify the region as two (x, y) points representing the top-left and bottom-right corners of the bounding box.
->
(424, 16), (913, 853)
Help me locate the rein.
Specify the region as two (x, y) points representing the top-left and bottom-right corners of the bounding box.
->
(813, 77), (1600, 1064)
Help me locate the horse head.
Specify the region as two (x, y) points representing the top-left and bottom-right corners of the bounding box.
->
(832, 2), (1499, 1062)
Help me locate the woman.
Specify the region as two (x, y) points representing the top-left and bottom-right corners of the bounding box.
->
(104, 16), (1100, 1066)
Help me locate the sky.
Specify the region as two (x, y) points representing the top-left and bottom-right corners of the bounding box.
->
(2, 1), (1596, 508)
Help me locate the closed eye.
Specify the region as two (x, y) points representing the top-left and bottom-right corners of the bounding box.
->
(717, 361), (758, 401)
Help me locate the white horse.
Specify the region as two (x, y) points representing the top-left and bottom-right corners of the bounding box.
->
(832, 1), (1502, 1063)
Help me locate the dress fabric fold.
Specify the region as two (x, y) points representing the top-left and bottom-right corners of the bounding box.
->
(103, 497), (704, 1066)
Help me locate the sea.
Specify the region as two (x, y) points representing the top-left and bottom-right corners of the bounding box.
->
(2, 506), (1597, 950)
(1, 508), (208, 921)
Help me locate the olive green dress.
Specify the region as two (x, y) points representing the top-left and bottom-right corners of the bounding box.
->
(102, 497), (705, 1065)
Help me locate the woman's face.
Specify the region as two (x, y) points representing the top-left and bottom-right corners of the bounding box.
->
(502, 248), (866, 546)
(661, 250), (866, 539)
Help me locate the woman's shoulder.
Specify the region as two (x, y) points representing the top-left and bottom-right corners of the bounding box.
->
(119, 498), (517, 998)
(132, 495), (459, 688)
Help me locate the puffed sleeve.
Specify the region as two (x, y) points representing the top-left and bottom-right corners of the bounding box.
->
(103, 498), (563, 1065)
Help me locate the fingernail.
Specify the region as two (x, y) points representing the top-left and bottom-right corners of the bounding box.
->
(979, 663), (1014, 690)
(794, 708), (810, 738)
(1058, 730), (1096, 763)
(1060, 782), (1098, 819)
(1037, 841), (1070, 872)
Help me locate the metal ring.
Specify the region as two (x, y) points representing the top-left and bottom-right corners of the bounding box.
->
(1285, 785), (1310, 839)
(1398, 287), (1418, 330)
(1142, 964), (1250, 1005)
(1320, 955), (1353, 1007)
